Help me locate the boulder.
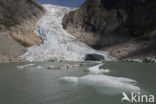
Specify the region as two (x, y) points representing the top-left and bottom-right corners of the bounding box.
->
(47, 65), (61, 70)
(47, 64), (81, 70)
(143, 57), (156, 62)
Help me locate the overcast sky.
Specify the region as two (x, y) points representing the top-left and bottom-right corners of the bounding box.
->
(37, 0), (85, 7)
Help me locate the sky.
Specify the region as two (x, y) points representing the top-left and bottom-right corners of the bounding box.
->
(37, 0), (85, 7)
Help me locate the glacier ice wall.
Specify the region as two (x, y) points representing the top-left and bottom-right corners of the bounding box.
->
(20, 4), (116, 62)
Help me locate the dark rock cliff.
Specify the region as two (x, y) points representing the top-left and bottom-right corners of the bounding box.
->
(0, 0), (45, 62)
(62, 0), (156, 61)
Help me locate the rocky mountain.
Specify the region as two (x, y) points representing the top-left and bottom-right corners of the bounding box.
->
(0, 0), (45, 62)
(62, 0), (156, 61)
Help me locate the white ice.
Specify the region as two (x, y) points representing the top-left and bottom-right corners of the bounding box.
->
(16, 64), (35, 69)
(88, 64), (110, 74)
(60, 75), (140, 95)
(60, 76), (79, 83)
(20, 4), (116, 62)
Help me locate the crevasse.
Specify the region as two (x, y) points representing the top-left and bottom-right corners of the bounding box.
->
(20, 4), (116, 62)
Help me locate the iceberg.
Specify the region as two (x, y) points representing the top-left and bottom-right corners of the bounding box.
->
(60, 74), (140, 95)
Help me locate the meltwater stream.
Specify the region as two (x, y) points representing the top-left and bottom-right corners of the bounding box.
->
(20, 4), (115, 62)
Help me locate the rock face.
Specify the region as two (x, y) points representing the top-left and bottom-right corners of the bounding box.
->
(0, 0), (45, 62)
(85, 54), (104, 61)
(62, 0), (156, 61)
(0, 0), (45, 46)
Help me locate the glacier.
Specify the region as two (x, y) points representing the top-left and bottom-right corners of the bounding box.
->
(20, 4), (116, 62)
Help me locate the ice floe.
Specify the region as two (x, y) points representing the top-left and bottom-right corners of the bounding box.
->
(60, 74), (140, 95)
(87, 64), (110, 74)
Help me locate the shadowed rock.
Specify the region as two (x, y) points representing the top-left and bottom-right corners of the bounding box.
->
(62, 0), (156, 61)
(85, 54), (104, 61)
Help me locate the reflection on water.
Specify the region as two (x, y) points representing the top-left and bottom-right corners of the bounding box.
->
(0, 62), (156, 104)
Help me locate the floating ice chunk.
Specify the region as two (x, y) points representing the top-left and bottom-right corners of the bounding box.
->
(88, 64), (103, 70)
(16, 66), (24, 69)
(16, 64), (35, 69)
(60, 75), (140, 95)
(117, 77), (137, 85)
(36, 66), (43, 69)
(88, 64), (110, 74)
(60, 76), (79, 83)
(79, 75), (140, 94)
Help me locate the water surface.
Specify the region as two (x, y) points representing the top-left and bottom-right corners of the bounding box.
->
(0, 62), (156, 104)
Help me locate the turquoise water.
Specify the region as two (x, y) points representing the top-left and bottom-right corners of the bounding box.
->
(0, 62), (156, 104)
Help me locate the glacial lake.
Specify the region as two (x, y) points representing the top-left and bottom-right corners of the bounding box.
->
(0, 62), (156, 104)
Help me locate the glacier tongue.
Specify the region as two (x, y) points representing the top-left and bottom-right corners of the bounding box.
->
(20, 4), (116, 62)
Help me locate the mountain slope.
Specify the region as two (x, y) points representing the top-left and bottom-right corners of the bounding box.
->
(0, 0), (45, 62)
(62, 0), (156, 61)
